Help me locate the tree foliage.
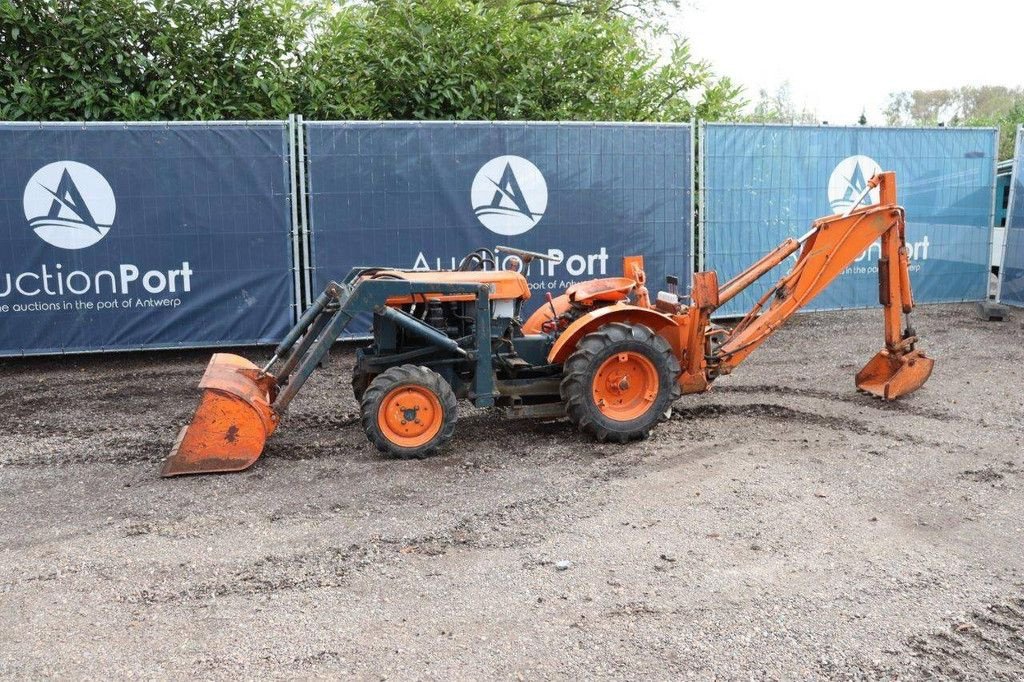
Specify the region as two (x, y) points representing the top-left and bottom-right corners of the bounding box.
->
(884, 86), (1024, 159)
(0, 0), (742, 123)
(744, 82), (817, 124)
(0, 0), (310, 120)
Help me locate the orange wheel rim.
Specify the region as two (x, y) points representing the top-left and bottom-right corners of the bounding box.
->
(591, 351), (659, 421)
(377, 385), (444, 447)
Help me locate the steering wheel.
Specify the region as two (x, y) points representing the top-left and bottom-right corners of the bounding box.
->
(494, 245), (563, 264)
(457, 247), (496, 271)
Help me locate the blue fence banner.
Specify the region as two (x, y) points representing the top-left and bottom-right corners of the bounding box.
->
(1001, 127), (1024, 307)
(701, 123), (997, 316)
(0, 122), (294, 355)
(305, 121), (693, 334)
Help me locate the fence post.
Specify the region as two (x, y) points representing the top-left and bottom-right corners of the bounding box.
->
(997, 125), (1023, 305)
(287, 114), (304, 323)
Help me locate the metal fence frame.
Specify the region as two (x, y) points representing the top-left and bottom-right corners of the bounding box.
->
(698, 121), (999, 317)
(301, 119), (697, 337)
(0, 119), (298, 355)
(997, 125), (1023, 306)
(0, 118), (1009, 354)
(979, 127), (1002, 300)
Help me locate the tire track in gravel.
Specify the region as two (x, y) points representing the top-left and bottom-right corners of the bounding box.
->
(120, 455), (630, 605)
(126, 543), (382, 604)
(0, 425), (184, 465)
(671, 402), (944, 448)
(0, 367), (201, 404)
(718, 383), (961, 422)
(107, 402), (722, 607)
(0, 398), (936, 468)
(899, 596), (1024, 680)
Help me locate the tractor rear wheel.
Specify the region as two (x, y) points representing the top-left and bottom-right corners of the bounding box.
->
(360, 365), (457, 459)
(560, 323), (681, 443)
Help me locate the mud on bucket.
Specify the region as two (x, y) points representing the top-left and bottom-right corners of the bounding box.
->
(162, 354), (280, 477)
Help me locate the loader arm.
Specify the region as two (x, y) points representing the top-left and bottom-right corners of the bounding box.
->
(162, 272), (497, 476)
(709, 172), (932, 398)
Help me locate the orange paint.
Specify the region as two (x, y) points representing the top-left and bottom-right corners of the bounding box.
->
(164, 172), (933, 479)
(521, 293), (572, 334)
(566, 277), (636, 304)
(376, 385), (444, 448)
(591, 351), (659, 421)
(161, 354), (279, 476)
(546, 304), (678, 365)
(366, 269), (530, 304)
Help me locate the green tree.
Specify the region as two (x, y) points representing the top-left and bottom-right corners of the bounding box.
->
(0, 0), (310, 120)
(884, 86), (1024, 159)
(744, 82), (816, 124)
(0, 0), (742, 124)
(298, 0), (741, 122)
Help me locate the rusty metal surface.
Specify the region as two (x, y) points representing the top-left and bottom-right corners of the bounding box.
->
(691, 271), (720, 310)
(161, 354), (279, 477)
(856, 349), (935, 400)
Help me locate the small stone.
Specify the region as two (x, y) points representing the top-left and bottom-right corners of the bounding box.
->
(555, 560), (572, 571)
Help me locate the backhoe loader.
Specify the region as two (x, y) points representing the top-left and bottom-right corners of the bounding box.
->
(162, 171), (933, 476)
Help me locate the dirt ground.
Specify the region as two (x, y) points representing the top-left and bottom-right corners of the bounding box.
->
(1, 303), (1022, 679)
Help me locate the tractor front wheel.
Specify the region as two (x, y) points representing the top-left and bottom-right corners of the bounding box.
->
(360, 365), (457, 459)
(560, 323), (681, 443)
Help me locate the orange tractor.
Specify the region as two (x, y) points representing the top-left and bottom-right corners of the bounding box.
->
(163, 171), (933, 476)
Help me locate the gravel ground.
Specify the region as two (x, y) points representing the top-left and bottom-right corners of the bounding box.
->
(1, 303), (1022, 679)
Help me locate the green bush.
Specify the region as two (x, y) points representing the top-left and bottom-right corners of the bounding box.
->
(0, 0), (742, 122)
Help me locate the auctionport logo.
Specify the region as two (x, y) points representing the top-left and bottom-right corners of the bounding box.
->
(3, 159), (194, 309)
(23, 161), (115, 250)
(828, 155), (882, 215)
(471, 155), (547, 236)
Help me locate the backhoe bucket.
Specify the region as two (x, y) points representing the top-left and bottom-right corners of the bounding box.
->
(855, 349), (934, 400)
(162, 354), (280, 477)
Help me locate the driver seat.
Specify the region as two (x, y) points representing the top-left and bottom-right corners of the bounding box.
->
(566, 277), (636, 304)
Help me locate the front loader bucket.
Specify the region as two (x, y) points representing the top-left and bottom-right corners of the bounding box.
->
(162, 353), (280, 477)
(855, 349), (934, 400)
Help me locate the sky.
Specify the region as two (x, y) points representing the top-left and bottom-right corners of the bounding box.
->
(669, 0), (1024, 124)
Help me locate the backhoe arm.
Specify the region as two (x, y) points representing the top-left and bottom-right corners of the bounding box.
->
(709, 171), (933, 400)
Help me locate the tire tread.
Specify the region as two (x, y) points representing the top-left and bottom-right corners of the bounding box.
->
(560, 323), (681, 443)
(360, 364), (457, 459)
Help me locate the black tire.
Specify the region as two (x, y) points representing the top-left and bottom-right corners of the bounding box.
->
(560, 322), (681, 443)
(360, 365), (457, 459)
(351, 368), (375, 402)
